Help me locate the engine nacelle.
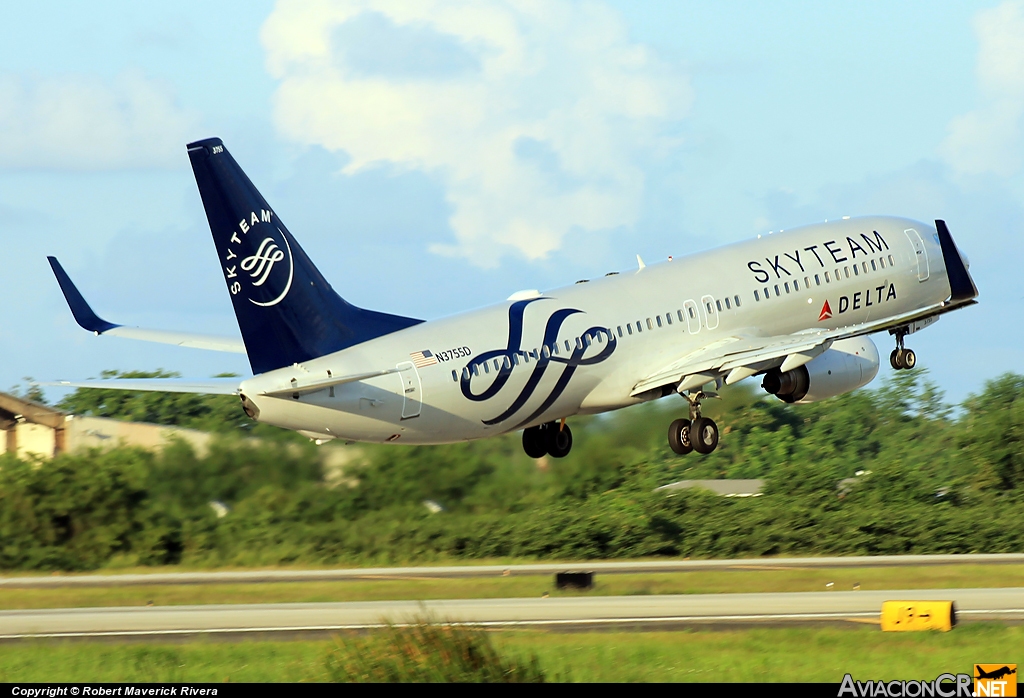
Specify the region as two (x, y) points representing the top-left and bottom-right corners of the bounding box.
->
(762, 336), (879, 403)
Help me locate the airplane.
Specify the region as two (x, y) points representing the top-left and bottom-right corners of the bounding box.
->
(44, 137), (979, 459)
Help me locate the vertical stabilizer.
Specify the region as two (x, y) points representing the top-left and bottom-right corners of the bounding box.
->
(187, 138), (421, 375)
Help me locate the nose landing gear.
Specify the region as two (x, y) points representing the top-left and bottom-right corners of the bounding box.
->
(889, 328), (917, 370)
(668, 390), (719, 456)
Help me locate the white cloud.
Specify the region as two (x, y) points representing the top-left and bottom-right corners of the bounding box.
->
(0, 71), (198, 171)
(261, 0), (691, 265)
(941, 1), (1024, 177)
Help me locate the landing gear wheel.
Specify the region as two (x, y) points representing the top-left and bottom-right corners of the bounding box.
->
(901, 349), (916, 369)
(668, 418), (693, 455)
(890, 349), (901, 370)
(545, 423), (573, 458)
(522, 426), (547, 458)
(691, 417), (719, 455)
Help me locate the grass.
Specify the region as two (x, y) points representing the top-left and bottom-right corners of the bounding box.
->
(1, 564), (1021, 610)
(0, 624), (1019, 682)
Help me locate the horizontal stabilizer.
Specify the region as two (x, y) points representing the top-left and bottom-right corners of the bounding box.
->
(259, 368), (401, 398)
(40, 378), (241, 395)
(48, 256), (245, 354)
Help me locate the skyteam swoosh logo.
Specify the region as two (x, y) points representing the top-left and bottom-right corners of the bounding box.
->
(221, 209), (294, 308)
(461, 298), (616, 428)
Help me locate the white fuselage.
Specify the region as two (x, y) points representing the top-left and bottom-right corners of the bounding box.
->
(239, 216), (950, 444)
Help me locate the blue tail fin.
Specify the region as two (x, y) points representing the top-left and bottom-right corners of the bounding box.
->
(187, 137), (422, 375)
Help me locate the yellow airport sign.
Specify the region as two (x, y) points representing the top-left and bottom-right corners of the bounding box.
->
(880, 601), (956, 631)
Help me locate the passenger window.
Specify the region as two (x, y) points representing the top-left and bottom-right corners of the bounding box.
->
(617, 326), (623, 338)
(853, 265), (859, 276)
(504, 356), (512, 369)
(463, 367), (471, 380)
(863, 262), (868, 274)
(656, 316), (663, 328)
(844, 267), (850, 278)
(804, 276), (810, 288)
(636, 321), (643, 333)
(688, 307), (696, 319)
(665, 313), (672, 325)
(888, 254), (895, 265)
(814, 274), (821, 285)
(715, 300), (722, 312)
(754, 290), (760, 301)
(774, 284), (780, 296)
(734, 295), (741, 307)
(879, 257), (886, 269)
(451, 370), (458, 382)
(472, 364), (479, 376)
(793, 280), (799, 291)
(677, 310), (685, 322)
(565, 340), (571, 352)
(824, 271), (831, 283)
(763, 287), (770, 298)
(542, 346), (551, 358)
(483, 362), (490, 374)
(512, 354), (520, 366)
(627, 325), (633, 335)
(724, 297), (731, 310)
(647, 318), (654, 330)
(784, 282), (790, 293)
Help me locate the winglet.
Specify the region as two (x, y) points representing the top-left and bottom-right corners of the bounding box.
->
(47, 256), (119, 334)
(934, 220), (978, 304)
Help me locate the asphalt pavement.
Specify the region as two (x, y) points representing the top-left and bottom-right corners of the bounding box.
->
(3, 587), (1022, 640)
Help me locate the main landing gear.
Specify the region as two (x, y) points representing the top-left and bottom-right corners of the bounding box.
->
(668, 390), (719, 456)
(522, 420), (573, 459)
(889, 328), (917, 371)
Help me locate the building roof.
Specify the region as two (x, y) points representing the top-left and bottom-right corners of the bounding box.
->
(0, 392), (65, 430)
(655, 479), (765, 497)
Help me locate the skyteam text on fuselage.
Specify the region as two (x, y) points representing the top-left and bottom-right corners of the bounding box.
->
(45, 138), (979, 458)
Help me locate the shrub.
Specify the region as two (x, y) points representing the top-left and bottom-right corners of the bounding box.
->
(323, 619), (547, 683)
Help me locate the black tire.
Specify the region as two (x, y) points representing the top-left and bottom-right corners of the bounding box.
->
(890, 349), (901, 370)
(902, 348), (916, 369)
(691, 417), (719, 454)
(545, 423), (573, 458)
(895, 348), (907, 369)
(668, 418), (693, 455)
(522, 426), (547, 458)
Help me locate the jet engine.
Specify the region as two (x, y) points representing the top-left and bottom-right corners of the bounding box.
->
(761, 336), (879, 404)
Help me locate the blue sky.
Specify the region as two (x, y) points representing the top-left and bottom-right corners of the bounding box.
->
(2, 0), (1022, 406)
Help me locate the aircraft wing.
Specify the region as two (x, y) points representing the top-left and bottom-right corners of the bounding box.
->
(41, 378), (242, 395)
(631, 299), (962, 397)
(48, 256), (246, 354)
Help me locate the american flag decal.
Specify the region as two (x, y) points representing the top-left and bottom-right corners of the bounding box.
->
(410, 350), (438, 368)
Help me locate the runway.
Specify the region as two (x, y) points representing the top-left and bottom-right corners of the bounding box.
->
(2, 587), (1022, 640)
(2, 553), (1022, 588)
